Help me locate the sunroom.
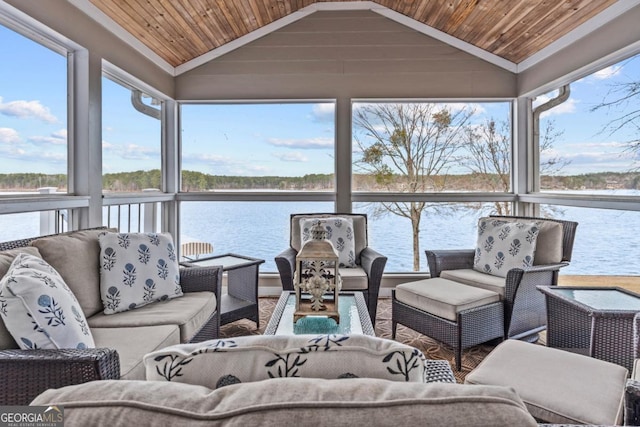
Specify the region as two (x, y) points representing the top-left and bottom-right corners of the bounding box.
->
(1, 0), (640, 421)
(1, 0), (638, 290)
(0, 1), (640, 300)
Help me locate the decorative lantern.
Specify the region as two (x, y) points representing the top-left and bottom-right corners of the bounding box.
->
(293, 221), (342, 323)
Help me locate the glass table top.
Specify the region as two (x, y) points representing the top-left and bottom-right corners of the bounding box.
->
(183, 254), (263, 269)
(275, 294), (364, 335)
(551, 288), (640, 311)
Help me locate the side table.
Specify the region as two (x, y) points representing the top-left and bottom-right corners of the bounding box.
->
(538, 285), (640, 371)
(182, 253), (265, 328)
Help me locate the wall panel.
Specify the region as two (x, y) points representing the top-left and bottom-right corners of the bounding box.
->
(176, 10), (516, 100)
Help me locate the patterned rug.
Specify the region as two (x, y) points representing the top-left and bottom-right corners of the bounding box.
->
(219, 297), (507, 383)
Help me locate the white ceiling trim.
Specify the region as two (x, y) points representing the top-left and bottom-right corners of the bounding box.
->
(517, 0), (640, 72)
(174, 9), (316, 75)
(175, 2), (375, 75)
(68, 0), (175, 75)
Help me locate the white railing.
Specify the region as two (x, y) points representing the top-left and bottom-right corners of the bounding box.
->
(102, 189), (169, 233)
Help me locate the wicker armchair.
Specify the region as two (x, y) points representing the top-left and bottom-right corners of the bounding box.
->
(0, 228), (222, 405)
(426, 215), (578, 342)
(275, 213), (387, 326)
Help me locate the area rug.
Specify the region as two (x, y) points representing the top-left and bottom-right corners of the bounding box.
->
(219, 297), (505, 383)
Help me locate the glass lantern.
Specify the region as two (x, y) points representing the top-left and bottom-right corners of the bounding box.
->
(293, 221), (342, 323)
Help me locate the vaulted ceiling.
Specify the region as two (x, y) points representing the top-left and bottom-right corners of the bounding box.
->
(85, 0), (621, 70)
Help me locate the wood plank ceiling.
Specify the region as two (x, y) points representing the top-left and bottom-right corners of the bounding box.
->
(88, 0), (619, 67)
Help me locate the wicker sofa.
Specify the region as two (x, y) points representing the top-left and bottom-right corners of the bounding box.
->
(0, 228), (222, 405)
(30, 334), (537, 426)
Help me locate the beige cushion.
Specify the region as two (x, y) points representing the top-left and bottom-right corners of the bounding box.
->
(465, 339), (628, 425)
(0, 247), (41, 350)
(395, 278), (500, 321)
(31, 378), (537, 427)
(291, 214), (367, 260)
(31, 229), (110, 317)
(492, 217), (563, 264)
(145, 334), (427, 387)
(87, 291), (215, 343)
(92, 324), (180, 380)
(339, 266), (368, 290)
(0, 247), (41, 278)
(441, 269), (506, 297)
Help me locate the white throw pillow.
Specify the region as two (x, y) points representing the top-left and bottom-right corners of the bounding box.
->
(0, 253), (95, 349)
(473, 217), (540, 277)
(144, 334), (428, 388)
(99, 232), (183, 314)
(300, 217), (356, 268)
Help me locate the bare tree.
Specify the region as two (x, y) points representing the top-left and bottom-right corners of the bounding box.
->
(353, 103), (474, 271)
(462, 119), (511, 214)
(462, 118), (568, 214)
(590, 56), (640, 168)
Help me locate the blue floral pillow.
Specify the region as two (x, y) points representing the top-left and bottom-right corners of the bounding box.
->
(98, 233), (183, 314)
(0, 253), (95, 349)
(473, 218), (540, 277)
(300, 217), (356, 268)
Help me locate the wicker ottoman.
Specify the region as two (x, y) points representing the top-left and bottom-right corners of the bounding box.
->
(392, 277), (504, 371)
(465, 339), (628, 425)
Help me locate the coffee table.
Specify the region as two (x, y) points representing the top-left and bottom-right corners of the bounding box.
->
(538, 285), (640, 370)
(264, 291), (375, 336)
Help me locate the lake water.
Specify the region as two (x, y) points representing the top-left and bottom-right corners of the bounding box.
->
(1, 191), (638, 276)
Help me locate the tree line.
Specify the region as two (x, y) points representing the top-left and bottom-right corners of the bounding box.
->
(0, 170), (637, 192)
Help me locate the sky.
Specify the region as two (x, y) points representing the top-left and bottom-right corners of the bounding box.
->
(1, 24), (639, 178)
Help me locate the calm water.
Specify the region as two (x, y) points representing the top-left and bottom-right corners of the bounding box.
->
(1, 191), (639, 275)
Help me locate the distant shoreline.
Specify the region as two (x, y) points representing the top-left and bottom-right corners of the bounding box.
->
(0, 170), (638, 192)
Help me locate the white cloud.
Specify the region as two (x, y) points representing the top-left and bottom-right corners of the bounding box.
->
(28, 129), (67, 145)
(0, 145), (65, 164)
(102, 140), (160, 160)
(182, 152), (233, 166)
(593, 65), (622, 80)
(543, 140), (638, 173)
(0, 127), (20, 144)
(441, 102), (487, 116)
(310, 104), (335, 122)
(272, 152), (309, 162)
(0, 96), (57, 123)
(267, 137), (333, 149)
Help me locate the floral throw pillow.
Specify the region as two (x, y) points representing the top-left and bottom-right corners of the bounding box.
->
(144, 334), (427, 388)
(300, 217), (356, 268)
(473, 218), (540, 278)
(99, 233), (183, 315)
(0, 253), (95, 349)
